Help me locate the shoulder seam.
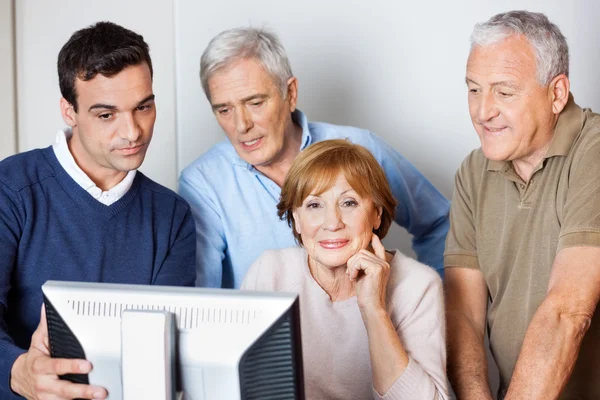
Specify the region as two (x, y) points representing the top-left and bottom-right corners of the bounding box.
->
(0, 172), (56, 193)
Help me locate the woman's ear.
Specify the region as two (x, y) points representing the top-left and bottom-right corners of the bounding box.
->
(292, 211), (301, 234)
(373, 206), (382, 230)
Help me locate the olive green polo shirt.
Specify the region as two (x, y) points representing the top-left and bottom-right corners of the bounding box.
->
(445, 95), (600, 399)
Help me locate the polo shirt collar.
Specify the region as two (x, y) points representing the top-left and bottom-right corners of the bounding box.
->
(486, 159), (507, 172)
(232, 109), (313, 169)
(544, 94), (584, 157)
(486, 93), (584, 172)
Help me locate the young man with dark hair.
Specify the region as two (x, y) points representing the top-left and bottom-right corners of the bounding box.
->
(0, 21), (196, 399)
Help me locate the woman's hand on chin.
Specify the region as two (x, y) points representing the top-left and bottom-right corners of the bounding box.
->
(346, 233), (390, 313)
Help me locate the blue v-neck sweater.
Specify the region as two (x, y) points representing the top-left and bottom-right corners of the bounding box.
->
(0, 147), (196, 397)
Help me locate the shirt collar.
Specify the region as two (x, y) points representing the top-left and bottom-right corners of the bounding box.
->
(294, 109), (313, 151)
(486, 93), (584, 172)
(544, 94), (584, 157)
(52, 128), (136, 204)
(231, 109), (313, 169)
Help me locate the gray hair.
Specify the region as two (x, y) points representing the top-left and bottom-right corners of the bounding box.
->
(470, 10), (569, 85)
(200, 27), (293, 101)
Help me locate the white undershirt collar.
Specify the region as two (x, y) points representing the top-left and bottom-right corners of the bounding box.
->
(52, 128), (136, 206)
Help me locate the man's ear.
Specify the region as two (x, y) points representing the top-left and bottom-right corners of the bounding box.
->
(286, 77), (299, 112)
(549, 74), (570, 115)
(292, 210), (301, 234)
(60, 98), (77, 127)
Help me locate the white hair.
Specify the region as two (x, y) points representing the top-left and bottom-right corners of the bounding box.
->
(470, 10), (569, 85)
(200, 27), (293, 101)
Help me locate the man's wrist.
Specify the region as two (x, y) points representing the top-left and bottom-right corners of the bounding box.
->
(9, 353), (26, 395)
(451, 377), (494, 400)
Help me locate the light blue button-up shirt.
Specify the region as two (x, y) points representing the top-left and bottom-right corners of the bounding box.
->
(179, 110), (450, 288)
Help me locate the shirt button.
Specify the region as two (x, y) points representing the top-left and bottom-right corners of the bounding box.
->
(520, 184), (525, 189)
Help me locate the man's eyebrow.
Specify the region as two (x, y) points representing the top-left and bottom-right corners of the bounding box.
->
(136, 94), (155, 106)
(211, 101), (228, 110)
(241, 94), (268, 102)
(88, 103), (117, 112)
(211, 94), (268, 111)
(88, 94), (155, 112)
(465, 77), (520, 89)
(490, 81), (520, 89)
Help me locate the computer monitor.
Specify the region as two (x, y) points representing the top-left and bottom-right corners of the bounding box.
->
(42, 281), (304, 400)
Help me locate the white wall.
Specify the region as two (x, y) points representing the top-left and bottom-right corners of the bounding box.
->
(173, 0), (600, 257)
(0, 0), (17, 160)
(15, 0), (178, 189)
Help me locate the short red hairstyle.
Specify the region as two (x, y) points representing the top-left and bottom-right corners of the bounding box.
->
(277, 139), (397, 245)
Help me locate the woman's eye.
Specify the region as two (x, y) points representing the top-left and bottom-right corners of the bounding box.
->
(342, 200), (358, 207)
(306, 202), (320, 209)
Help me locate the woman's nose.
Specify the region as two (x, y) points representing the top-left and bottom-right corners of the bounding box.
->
(322, 206), (344, 231)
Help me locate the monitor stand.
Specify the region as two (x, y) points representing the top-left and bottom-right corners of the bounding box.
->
(121, 310), (176, 400)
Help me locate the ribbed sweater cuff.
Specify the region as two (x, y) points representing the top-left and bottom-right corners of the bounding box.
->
(372, 358), (438, 400)
(0, 342), (26, 399)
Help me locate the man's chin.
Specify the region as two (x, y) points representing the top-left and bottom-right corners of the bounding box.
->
(238, 152), (271, 167)
(483, 152), (509, 162)
(481, 144), (513, 162)
(112, 156), (145, 172)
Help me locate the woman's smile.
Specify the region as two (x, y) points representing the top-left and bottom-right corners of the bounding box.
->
(318, 239), (350, 249)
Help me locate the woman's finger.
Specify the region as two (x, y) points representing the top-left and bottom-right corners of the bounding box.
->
(346, 258), (362, 281)
(346, 253), (365, 281)
(347, 251), (383, 281)
(371, 233), (386, 260)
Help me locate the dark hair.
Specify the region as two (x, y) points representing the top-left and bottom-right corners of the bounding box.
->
(57, 21), (153, 112)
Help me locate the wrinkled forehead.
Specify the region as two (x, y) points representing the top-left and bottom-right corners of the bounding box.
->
(467, 35), (538, 82)
(208, 58), (278, 102)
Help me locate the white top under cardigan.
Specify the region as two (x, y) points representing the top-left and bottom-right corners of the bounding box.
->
(53, 128), (136, 206)
(241, 247), (449, 400)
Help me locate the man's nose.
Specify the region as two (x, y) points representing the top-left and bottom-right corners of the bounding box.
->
(234, 107), (254, 135)
(476, 92), (500, 123)
(120, 113), (141, 143)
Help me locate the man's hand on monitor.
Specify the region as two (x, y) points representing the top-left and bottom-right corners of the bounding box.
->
(10, 305), (108, 399)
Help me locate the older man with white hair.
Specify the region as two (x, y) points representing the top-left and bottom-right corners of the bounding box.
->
(179, 27), (450, 289)
(445, 10), (600, 400)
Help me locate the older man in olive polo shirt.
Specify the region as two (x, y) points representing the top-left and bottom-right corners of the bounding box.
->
(444, 10), (600, 400)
